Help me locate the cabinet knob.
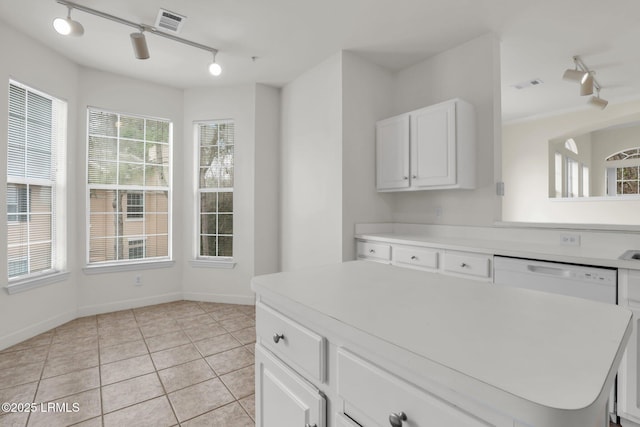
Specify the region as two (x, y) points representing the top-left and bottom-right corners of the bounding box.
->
(369, 249), (376, 254)
(412, 175), (417, 179)
(410, 256), (417, 260)
(460, 262), (468, 268)
(273, 333), (285, 344)
(389, 411), (407, 427)
(403, 176), (408, 180)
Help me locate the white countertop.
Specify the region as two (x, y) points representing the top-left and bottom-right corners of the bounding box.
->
(251, 261), (632, 411)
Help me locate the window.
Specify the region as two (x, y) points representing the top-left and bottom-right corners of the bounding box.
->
(126, 192), (143, 219)
(606, 148), (640, 195)
(6, 81), (66, 280)
(127, 239), (145, 259)
(196, 120), (234, 258)
(87, 108), (171, 264)
(552, 139), (588, 198)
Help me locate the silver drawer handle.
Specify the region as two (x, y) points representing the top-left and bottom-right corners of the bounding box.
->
(369, 249), (376, 254)
(305, 424), (317, 427)
(389, 411), (407, 427)
(273, 333), (285, 344)
(410, 256), (417, 260)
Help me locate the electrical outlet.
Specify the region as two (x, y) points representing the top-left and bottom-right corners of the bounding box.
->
(560, 234), (581, 246)
(134, 275), (143, 286)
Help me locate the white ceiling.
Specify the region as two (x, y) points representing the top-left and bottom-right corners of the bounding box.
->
(1, 0), (640, 122)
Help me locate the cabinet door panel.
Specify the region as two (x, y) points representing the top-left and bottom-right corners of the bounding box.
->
(256, 345), (325, 427)
(376, 114), (410, 190)
(411, 103), (456, 187)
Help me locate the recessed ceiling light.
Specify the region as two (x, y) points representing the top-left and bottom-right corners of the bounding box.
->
(511, 79), (544, 90)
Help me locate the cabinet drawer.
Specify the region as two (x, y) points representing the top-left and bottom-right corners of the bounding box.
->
(337, 349), (489, 427)
(443, 251), (491, 279)
(256, 302), (325, 382)
(392, 245), (439, 270)
(356, 241), (391, 263)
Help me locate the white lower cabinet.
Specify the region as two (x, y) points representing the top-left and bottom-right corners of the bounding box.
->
(256, 344), (326, 427)
(618, 269), (640, 425)
(337, 348), (491, 427)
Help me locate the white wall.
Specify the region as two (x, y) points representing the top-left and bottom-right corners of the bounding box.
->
(76, 68), (185, 315)
(391, 33), (501, 225)
(341, 52), (395, 260)
(181, 84), (257, 304)
(0, 23), (79, 348)
(254, 84), (281, 275)
(502, 99), (640, 224)
(280, 53), (343, 271)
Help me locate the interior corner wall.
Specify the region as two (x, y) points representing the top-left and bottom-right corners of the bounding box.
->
(341, 52), (395, 261)
(181, 85), (257, 304)
(76, 68), (185, 315)
(254, 84), (281, 276)
(280, 53), (343, 271)
(390, 33), (500, 226)
(0, 22), (79, 348)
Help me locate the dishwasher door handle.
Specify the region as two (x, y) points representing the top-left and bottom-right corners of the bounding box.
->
(526, 265), (571, 277)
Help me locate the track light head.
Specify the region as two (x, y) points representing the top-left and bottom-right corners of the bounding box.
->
(53, 7), (84, 36)
(209, 53), (222, 76)
(580, 72), (594, 96)
(130, 31), (150, 60)
(562, 68), (587, 82)
(588, 96), (608, 109)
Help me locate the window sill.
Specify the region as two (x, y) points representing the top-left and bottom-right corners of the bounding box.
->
(5, 271), (71, 295)
(189, 258), (236, 269)
(83, 259), (175, 275)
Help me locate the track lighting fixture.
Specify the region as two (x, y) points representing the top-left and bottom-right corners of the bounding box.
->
(588, 88), (609, 109)
(53, 6), (84, 36)
(562, 55), (608, 110)
(580, 72), (594, 96)
(209, 53), (222, 76)
(53, 0), (220, 75)
(130, 30), (150, 60)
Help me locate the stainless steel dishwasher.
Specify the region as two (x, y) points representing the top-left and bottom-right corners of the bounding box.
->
(493, 255), (618, 424)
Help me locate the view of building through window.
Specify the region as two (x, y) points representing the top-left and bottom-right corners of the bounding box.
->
(87, 108), (171, 264)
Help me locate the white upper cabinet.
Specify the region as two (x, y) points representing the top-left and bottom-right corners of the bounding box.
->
(375, 113), (410, 190)
(376, 98), (475, 191)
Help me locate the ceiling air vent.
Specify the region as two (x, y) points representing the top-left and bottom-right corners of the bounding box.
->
(154, 9), (186, 33)
(511, 79), (544, 90)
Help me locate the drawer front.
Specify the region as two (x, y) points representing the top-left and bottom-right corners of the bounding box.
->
(356, 241), (391, 262)
(392, 245), (438, 270)
(337, 349), (490, 427)
(256, 302), (325, 382)
(443, 251), (491, 279)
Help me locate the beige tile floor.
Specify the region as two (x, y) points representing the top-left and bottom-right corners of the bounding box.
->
(0, 300), (256, 427)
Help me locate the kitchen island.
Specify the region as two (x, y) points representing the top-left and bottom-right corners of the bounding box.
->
(252, 261), (632, 427)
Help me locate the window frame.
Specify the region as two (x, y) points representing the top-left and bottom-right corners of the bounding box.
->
(85, 107), (173, 268)
(194, 120), (235, 266)
(6, 80), (67, 289)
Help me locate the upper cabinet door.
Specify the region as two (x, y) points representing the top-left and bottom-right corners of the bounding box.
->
(376, 114), (410, 190)
(410, 102), (457, 187)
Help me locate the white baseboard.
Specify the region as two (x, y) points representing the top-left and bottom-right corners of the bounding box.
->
(183, 292), (255, 306)
(77, 292), (183, 317)
(0, 309), (76, 351)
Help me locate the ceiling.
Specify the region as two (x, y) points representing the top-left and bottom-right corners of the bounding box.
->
(1, 0), (640, 122)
